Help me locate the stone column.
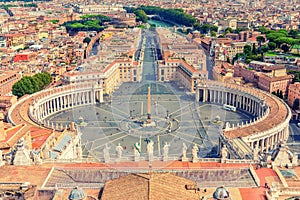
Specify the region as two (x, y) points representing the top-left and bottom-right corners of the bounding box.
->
(80, 92), (83, 105)
(71, 93), (74, 107)
(65, 95), (69, 108)
(53, 99), (57, 113)
(57, 97), (60, 112)
(260, 139), (264, 152)
(204, 89), (208, 102)
(50, 99), (53, 114)
(265, 138), (269, 153)
(99, 89), (104, 103)
(284, 126), (289, 141)
(196, 88), (200, 102)
(250, 99), (253, 114)
(46, 101), (49, 116)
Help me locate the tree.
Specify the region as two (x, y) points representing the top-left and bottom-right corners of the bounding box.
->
(256, 36), (265, 47)
(12, 72), (52, 98)
(210, 31), (217, 37)
(244, 45), (252, 55)
(252, 43), (257, 54)
(293, 98), (300, 110)
(268, 42), (276, 50)
(260, 45), (269, 55)
(281, 43), (291, 53)
(289, 29), (300, 39)
(258, 26), (270, 34)
(225, 27), (233, 34)
(83, 37), (91, 44)
(266, 33), (286, 43)
(134, 9), (148, 23)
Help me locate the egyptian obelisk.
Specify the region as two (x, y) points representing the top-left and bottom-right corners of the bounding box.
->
(147, 86), (151, 124)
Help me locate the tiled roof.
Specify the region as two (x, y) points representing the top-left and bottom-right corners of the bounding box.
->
(101, 173), (199, 200)
(30, 127), (52, 149)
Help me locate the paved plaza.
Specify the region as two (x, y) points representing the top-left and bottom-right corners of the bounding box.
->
(46, 29), (254, 161)
(47, 82), (253, 160)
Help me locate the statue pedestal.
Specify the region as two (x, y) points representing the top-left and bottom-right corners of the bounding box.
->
(163, 156), (168, 162)
(181, 157), (188, 162)
(142, 121), (156, 127)
(134, 156), (140, 162)
(148, 156), (154, 162)
(192, 157), (198, 163)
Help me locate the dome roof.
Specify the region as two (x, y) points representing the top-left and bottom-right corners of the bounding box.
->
(68, 187), (86, 200)
(213, 186), (230, 200)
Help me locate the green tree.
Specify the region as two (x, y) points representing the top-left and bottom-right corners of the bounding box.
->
(289, 29), (300, 39)
(244, 45), (252, 55)
(12, 72), (52, 98)
(266, 32), (286, 43)
(134, 9), (148, 23)
(260, 45), (269, 55)
(83, 37), (91, 44)
(258, 26), (270, 34)
(256, 36), (265, 47)
(252, 43), (257, 54)
(225, 27), (233, 34)
(281, 43), (291, 53)
(210, 31), (217, 37)
(268, 42), (276, 50)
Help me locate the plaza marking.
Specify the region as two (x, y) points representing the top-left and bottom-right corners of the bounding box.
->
(90, 134), (129, 151)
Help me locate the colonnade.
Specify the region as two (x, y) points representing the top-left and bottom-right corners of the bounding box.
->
(248, 126), (289, 153)
(196, 81), (291, 155)
(29, 84), (103, 127)
(196, 87), (266, 117)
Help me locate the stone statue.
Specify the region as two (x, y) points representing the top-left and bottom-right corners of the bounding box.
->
(192, 144), (199, 163)
(221, 145), (228, 163)
(162, 142), (170, 161)
(33, 152), (42, 165)
(134, 142), (141, 162)
(182, 143), (188, 161)
(103, 144), (111, 163)
(115, 143), (123, 160)
(147, 140), (154, 162)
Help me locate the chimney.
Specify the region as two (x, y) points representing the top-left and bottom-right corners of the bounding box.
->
(0, 113), (6, 141)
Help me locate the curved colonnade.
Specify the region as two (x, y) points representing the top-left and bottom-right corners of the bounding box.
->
(9, 83), (103, 131)
(8, 81), (291, 159)
(196, 81), (291, 154)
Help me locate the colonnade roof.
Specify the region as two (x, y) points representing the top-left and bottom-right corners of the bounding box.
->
(224, 91), (288, 139)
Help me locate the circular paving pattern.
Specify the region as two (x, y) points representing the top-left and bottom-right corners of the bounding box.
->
(46, 82), (254, 160)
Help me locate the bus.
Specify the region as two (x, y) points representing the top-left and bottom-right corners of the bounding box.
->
(223, 104), (237, 112)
